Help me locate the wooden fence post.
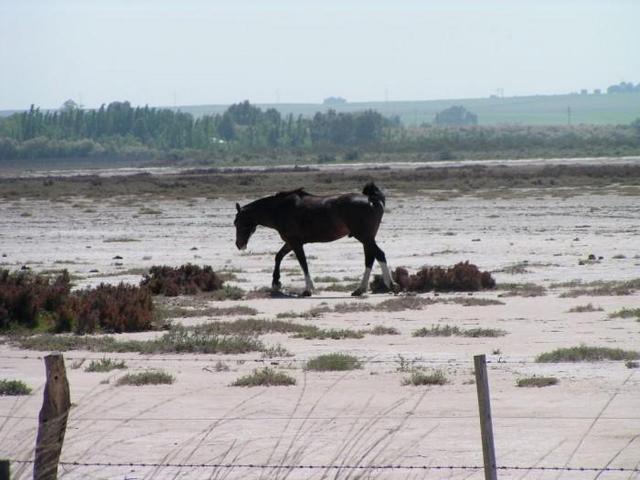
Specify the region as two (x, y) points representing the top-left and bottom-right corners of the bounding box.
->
(34, 353), (70, 480)
(0, 459), (10, 480)
(474, 354), (497, 480)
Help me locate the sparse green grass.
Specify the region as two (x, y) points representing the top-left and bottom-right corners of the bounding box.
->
(276, 306), (331, 319)
(210, 285), (245, 301)
(402, 370), (447, 386)
(367, 325), (400, 335)
(14, 327), (264, 354)
(116, 370), (174, 386)
(451, 297), (505, 306)
(155, 304), (258, 321)
(498, 283), (546, 297)
(293, 327), (365, 340)
(516, 376), (559, 388)
(195, 319), (308, 335)
(567, 303), (603, 313)
(304, 353), (362, 371)
(261, 344), (293, 358)
(84, 357), (127, 372)
(0, 379), (32, 396)
(103, 237), (140, 243)
(608, 308), (640, 320)
(558, 279), (640, 297)
(413, 325), (506, 338)
(138, 207), (163, 215)
(536, 345), (640, 363)
(322, 282), (360, 292)
(231, 368), (296, 387)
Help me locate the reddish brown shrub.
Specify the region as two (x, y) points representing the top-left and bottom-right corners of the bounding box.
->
(74, 283), (154, 334)
(370, 262), (495, 293)
(141, 264), (224, 296)
(0, 269), (154, 334)
(0, 269), (72, 330)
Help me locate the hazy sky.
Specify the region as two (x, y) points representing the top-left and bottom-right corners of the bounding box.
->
(1, 0), (638, 110)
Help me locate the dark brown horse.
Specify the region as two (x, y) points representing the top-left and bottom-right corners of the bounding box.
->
(234, 182), (393, 296)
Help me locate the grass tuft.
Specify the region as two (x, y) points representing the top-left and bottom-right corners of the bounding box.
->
(0, 379), (32, 396)
(231, 367), (296, 387)
(567, 303), (603, 313)
(304, 353), (362, 371)
(536, 345), (640, 363)
(413, 325), (506, 338)
(608, 308), (640, 320)
(516, 376), (559, 387)
(402, 370), (447, 386)
(84, 357), (127, 372)
(116, 370), (174, 386)
(367, 325), (400, 335)
(293, 327), (365, 340)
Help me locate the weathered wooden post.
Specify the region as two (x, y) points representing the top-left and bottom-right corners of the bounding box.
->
(34, 353), (70, 480)
(0, 459), (10, 480)
(474, 354), (497, 480)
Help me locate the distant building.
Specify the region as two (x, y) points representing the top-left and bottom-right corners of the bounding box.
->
(593, 89), (602, 95)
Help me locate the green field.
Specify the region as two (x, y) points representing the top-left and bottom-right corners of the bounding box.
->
(174, 92), (640, 126)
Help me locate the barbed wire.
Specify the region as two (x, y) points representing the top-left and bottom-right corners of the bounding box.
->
(2, 413), (639, 422)
(6, 459), (640, 472)
(0, 353), (633, 366)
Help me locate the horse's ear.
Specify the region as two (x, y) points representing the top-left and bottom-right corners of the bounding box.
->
(235, 203), (241, 213)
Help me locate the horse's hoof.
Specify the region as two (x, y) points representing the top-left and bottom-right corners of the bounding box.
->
(302, 289), (312, 297)
(351, 288), (365, 297)
(271, 281), (282, 292)
(390, 283), (401, 294)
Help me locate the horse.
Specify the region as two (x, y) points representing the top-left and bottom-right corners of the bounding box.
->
(234, 182), (394, 296)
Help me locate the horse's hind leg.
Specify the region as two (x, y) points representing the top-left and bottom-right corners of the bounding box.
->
(272, 243), (292, 291)
(373, 242), (394, 290)
(291, 243), (314, 296)
(352, 243), (375, 296)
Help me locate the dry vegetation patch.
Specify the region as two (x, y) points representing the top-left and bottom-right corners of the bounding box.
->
(0, 379), (32, 396)
(385, 262), (495, 293)
(116, 370), (174, 386)
(304, 353), (362, 371)
(231, 367), (296, 387)
(413, 325), (507, 338)
(498, 283), (547, 297)
(567, 303), (603, 313)
(402, 370), (448, 386)
(557, 279), (640, 297)
(516, 376), (559, 388)
(536, 345), (640, 363)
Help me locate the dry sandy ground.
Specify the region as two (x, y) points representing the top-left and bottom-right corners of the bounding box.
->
(1, 178), (639, 479)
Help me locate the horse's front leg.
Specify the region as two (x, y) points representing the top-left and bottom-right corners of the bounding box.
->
(291, 243), (314, 296)
(352, 242), (375, 296)
(272, 243), (292, 291)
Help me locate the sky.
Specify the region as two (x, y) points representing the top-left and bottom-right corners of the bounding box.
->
(0, 0), (639, 110)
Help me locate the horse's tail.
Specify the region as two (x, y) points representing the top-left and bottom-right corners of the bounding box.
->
(363, 182), (385, 207)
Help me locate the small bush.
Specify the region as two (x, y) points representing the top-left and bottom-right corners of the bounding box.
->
(141, 264), (224, 296)
(367, 325), (400, 335)
(0, 269), (154, 334)
(293, 327), (365, 340)
(116, 370), (174, 386)
(74, 283), (154, 334)
(568, 303), (603, 313)
(84, 358), (127, 372)
(402, 370), (447, 386)
(261, 344), (293, 358)
(413, 325), (506, 338)
(388, 262), (495, 293)
(305, 353), (362, 371)
(231, 368), (296, 387)
(516, 376), (559, 388)
(608, 308), (640, 320)
(0, 379), (32, 396)
(536, 345), (640, 363)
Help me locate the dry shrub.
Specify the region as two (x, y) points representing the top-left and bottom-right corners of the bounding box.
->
(141, 264), (224, 296)
(0, 269), (154, 334)
(373, 262), (495, 293)
(74, 283), (154, 333)
(0, 269), (73, 331)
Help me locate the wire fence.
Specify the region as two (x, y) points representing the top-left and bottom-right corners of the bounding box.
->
(5, 459), (640, 473)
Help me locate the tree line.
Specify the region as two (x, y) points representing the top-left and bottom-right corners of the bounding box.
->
(0, 100), (391, 160)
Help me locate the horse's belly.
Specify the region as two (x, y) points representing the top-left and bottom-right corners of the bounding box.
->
(306, 222), (350, 243)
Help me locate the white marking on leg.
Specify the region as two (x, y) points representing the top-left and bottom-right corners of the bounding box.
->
(380, 262), (392, 288)
(359, 267), (372, 292)
(304, 273), (315, 292)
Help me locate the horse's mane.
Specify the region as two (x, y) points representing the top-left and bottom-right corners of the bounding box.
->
(274, 188), (311, 198)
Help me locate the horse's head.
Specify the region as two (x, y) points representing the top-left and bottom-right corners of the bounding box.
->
(233, 203), (257, 250)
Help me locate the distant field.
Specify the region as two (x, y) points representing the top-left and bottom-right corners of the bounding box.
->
(173, 92), (640, 126)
